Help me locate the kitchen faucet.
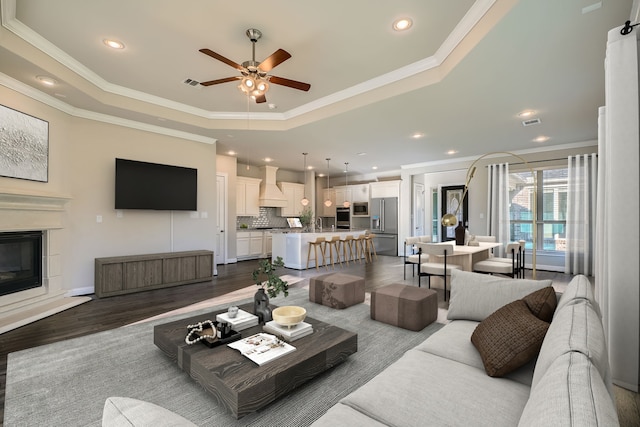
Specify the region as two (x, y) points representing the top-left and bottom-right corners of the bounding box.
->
(315, 217), (323, 232)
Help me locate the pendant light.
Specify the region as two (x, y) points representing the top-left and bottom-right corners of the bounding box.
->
(301, 153), (309, 206)
(324, 158), (333, 207)
(343, 162), (350, 208)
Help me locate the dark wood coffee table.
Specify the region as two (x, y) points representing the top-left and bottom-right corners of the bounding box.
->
(153, 303), (358, 418)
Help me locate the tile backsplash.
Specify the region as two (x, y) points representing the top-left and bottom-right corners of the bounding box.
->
(237, 207), (289, 229)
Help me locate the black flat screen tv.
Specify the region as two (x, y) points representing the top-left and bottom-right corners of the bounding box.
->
(115, 158), (197, 211)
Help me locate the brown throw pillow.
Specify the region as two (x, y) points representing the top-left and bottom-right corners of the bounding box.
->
(522, 287), (557, 323)
(471, 299), (550, 377)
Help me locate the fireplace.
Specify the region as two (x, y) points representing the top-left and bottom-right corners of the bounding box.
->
(0, 231), (43, 297)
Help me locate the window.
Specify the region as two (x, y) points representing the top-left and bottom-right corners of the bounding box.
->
(509, 168), (568, 253)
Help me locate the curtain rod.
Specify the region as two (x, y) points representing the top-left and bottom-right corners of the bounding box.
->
(485, 154), (596, 167)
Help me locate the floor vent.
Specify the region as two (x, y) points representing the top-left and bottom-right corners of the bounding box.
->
(522, 118), (541, 126)
(183, 78), (201, 87)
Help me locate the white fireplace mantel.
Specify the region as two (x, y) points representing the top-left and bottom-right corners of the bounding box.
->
(0, 189), (89, 334)
(0, 189), (72, 212)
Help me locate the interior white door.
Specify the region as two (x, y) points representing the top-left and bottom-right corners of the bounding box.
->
(413, 183), (425, 236)
(216, 174), (227, 272)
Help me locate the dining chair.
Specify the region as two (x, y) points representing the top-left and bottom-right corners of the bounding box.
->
(472, 242), (520, 278)
(404, 236), (421, 279)
(417, 243), (462, 301)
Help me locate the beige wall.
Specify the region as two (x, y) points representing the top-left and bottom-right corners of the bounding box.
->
(0, 86), (217, 295)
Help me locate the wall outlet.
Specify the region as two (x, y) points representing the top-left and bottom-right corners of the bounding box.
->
(96, 215), (103, 223)
(201, 211), (208, 219)
(190, 212), (199, 219)
(116, 210), (123, 218)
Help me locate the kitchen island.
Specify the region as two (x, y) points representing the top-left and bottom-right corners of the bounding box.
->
(271, 230), (367, 269)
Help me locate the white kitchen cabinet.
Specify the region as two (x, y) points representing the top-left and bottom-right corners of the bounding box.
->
(278, 182), (305, 217)
(334, 186), (352, 207)
(351, 184), (370, 202)
(370, 180), (400, 199)
(236, 177), (261, 216)
(237, 231), (266, 260)
(263, 231), (272, 256)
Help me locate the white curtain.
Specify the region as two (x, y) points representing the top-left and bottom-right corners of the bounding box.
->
(565, 154), (597, 275)
(487, 163), (510, 257)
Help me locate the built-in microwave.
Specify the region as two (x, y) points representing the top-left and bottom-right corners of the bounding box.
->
(352, 202), (369, 217)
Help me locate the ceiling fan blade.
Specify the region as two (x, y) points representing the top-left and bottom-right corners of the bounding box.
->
(255, 94), (267, 103)
(200, 76), (241, 86)
(258, 49), (292, 73)
(199, 48), (244, 71)
(269, 75), (311, 92)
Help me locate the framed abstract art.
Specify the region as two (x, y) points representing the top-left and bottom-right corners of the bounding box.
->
(0, 104), (49, 182)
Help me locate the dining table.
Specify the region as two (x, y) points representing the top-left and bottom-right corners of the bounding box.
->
(414, 241), (503, 288)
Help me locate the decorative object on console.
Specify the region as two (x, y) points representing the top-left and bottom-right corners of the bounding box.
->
(216, 308), (259, 331)
(263, 320), (313, 342)
(467, 235), (479, 246)
(253, 288), (272, 324)
(0, 104), (49, 182)
(440, 151), (538, 278)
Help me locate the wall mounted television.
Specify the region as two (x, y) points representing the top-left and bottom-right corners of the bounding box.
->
(115, 158), (197, 211)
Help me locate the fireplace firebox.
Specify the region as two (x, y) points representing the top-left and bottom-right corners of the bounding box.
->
(0, 231), (43, 297)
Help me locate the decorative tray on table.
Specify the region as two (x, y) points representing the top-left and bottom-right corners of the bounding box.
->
(186, 320), (242, 348)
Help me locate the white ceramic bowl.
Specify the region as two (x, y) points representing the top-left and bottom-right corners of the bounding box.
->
(272, 306), (306, 327)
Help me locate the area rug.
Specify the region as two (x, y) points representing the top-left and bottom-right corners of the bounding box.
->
(5, 287), (444, 427)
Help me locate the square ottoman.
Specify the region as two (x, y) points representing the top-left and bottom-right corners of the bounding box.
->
(309, 273), (365, 309)
(370, 283), (437, 331)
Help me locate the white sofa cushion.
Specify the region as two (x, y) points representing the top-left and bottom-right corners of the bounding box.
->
(102, 397), (196, 427)
(414, 320), (535, 386)
(532, 299), (612, 396)
(447, 270), (552, 322)
(330, 349), (530, 427)
(518, 352), (619, 426)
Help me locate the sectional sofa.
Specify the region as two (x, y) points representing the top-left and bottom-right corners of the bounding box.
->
(311, 270), (620, 426)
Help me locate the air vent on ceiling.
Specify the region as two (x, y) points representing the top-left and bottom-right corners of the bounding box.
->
(182, 78), (201, 87)
(522, 118), (541, 126)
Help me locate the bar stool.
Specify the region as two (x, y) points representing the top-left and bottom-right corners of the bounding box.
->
(339, 235), (356, 265)
(364, 233), (378, 262)
(354, 234), (369, 263)
(324, 235), (342, 268)
(306, 237), (326, 270)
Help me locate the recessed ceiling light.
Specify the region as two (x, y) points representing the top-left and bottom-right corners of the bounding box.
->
(393, 18), (413, 31)
(372, 166), (378, 170)
(533, 136), (550, 143)
(318, 173), (325, 177)
(307, 165), (313, 170)
(446, 150), (458, 155)
(36, 75), (57, 86)
(357, 152), (367, 156)
(264, 157), (273, 163)
(103, 39), (125, 49)
(227, 150), (237, 156)
(518, 110), (536, 118)
(411, 132), (425, 139)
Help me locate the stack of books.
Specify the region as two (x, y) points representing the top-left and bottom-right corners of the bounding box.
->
(216, 309), (259, 331)
(228, 333), (296, 366)
(263, 321), (313, 342)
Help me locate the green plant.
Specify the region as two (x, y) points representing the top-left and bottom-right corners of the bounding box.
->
(299, 206), (313, 227)
(252, 256), (289, 298)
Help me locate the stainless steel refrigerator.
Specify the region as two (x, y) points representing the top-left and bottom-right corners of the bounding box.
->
(370, 197), (398, 256)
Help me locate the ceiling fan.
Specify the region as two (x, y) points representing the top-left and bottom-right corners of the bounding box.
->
(199, 28), (311, 104)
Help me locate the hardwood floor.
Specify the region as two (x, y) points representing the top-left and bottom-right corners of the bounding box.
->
(0, 256), (638, 426)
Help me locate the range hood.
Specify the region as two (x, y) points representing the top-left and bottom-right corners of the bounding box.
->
(258, 165), (288, 207)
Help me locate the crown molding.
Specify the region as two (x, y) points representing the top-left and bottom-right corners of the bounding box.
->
(0, 73), (217, 145)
